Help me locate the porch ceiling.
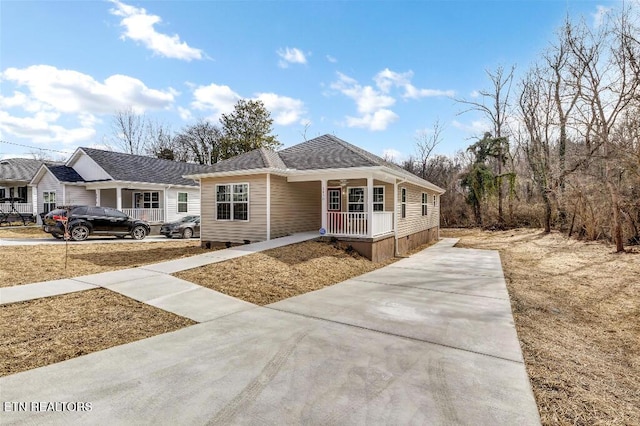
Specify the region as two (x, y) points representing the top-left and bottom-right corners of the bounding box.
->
(286, 168), (397, 184)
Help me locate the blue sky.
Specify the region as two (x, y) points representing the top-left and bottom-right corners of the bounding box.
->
(0, 0), (618, 161)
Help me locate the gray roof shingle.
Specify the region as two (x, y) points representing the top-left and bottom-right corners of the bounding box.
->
(196, 147), (286, 173)
(0, 158), (54, 183)
(80, 148), (212, 186)
(47, 165), (85, 183)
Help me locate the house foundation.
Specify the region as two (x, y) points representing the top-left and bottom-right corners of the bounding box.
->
(396, 226), (439, 255)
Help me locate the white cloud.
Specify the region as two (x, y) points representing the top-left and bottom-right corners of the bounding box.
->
(345, 109), (399, 131)
(255, 93), (306, 125)
(1, 65), (176, 115)
(191, 83), (241, 120)
(326, 55), (337, 63)
(0, 65), (175, 144)
(470, 90), (480, 98)
(592, 5), (611, 28)
(277, 47), (307, 68)
(189, 83), (306, 126)
(452, 119), (491, 135)
(0, 110), (96, 144)
(109, 0), (204, 61)
(374, 68), (454, 99)
(177, 106), (193, 121)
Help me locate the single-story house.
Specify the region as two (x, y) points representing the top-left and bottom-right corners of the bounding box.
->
(28, 148), (211, 223)
(0, 158), (57, 217)
(185, 134), (445, 261)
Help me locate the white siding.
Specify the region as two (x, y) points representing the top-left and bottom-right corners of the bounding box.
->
(64, 185), (95, 206)
(36, 172), (62, 214)
(70, 153), (111, 181)
(166, 187), (200, 222)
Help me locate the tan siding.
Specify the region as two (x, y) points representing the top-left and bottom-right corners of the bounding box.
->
(396, 182), (439, 238)
(201, 174), (267, 243)
(167, 188), (200, 221)
(373, 180), (394, 212)
(270, 176), (320, 238)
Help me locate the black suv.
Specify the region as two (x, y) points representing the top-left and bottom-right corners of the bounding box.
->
(43, 206), (150, 241)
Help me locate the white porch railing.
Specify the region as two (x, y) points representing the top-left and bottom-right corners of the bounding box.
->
(372, 211), (394, 236)
(121, 208), (164, 223)
(326, 211), (394, 237)
(0, 202), (33, 214)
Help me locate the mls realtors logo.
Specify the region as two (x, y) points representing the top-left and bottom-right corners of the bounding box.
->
(3, 401), (92, 412)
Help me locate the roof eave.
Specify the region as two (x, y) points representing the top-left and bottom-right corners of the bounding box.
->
(185, 167), (288, 180)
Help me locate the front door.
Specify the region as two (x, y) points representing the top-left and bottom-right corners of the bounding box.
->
(327, 188), (342, 233)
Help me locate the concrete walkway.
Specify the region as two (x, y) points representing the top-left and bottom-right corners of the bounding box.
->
(0, 237), (541, 425)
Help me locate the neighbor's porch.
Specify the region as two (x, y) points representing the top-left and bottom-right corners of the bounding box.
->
(92, 187), (165, 223)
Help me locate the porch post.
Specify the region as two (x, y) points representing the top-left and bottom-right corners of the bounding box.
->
(321, 178), (327, 232)
(266, 174), (271, 240)
(116, 187), (122, 210)
(393, 179), (398, 251)
(95, 189), (101, 207)
(367, 176), (373, 237)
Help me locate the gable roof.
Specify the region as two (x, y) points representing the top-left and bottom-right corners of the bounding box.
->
(0, 158), (56, 183)
(78, 148), (212, 186)
(187, 134), (445, 193)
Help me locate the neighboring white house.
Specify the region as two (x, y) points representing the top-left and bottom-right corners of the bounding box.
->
(27, 148), (211, 223)
(0, 158), (55, 218)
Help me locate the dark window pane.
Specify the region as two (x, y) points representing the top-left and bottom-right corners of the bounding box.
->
(233, 202), (248, 220)
(217, 203), (230, 220)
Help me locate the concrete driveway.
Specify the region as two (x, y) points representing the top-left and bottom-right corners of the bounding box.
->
(0, 239), (540, 425)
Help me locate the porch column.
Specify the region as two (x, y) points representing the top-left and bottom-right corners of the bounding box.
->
(321, 178), (327, 232)
(393, 180), (398, 251)
(367, 176), (373, 237)
(266, 174), (271, 240)
(116, 187), (122, 210)
(95, 189), (101, 207)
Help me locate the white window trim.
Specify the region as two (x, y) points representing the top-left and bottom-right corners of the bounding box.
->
(215, 183), (250, 222)
(327, 187), (341, 211)
(347, 186), (366, 213)
(43, 190), (56, 213)
(177, 191), (188, 213)
(133, 191), (160, 209)
(401, 187), (407, 219)
(433, 194), (437, 206)
(373, 185), (384, 212)
(422, 192), (428, 216)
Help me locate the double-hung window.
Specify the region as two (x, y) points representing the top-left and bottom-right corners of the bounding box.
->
(347, 187), (365, 212)
(401, 188), (407, 218)
(373, 187), (384, 212)
(422, 193), (429, 216)
(134, 191), (159, 209)
(433, 194), (437, 206)
(43, 191), (56, 214)
(216, 183), (249, 221)
(177, 192), (188, 213)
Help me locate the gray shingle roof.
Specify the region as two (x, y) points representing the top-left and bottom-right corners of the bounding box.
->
(47, 165), (85, 183)
(80, 148), (212, 186)
(185, 134), (444, 192)
(0, 158), (53, 182)
(196, 147), (287, 173)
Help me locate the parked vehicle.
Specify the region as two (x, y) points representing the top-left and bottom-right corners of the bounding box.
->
(43, 206), (150, 241)
(160, 215), (200, 239)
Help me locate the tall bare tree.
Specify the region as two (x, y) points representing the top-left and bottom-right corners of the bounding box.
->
(111, 107), (147, 155)
(457, 65), (516, 225)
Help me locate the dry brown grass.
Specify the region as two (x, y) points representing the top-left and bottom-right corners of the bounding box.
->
(441, 228), (640, 426)
(175, 240), (399, 305)
(0, 226), (48, 238)
(0, 288), (195, 377)
(1, 241), (210, 287)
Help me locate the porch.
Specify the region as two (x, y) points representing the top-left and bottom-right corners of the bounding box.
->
(93, 187), (165, 223)
(326, 211), (394, 237)
(0, 202), (33, 214)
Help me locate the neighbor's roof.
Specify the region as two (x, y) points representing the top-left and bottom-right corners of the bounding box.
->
(79, 148), (213, 186)
(188, 134), (445, 192)
(46, 165), (85, 183)
(0, 158), (58, 183)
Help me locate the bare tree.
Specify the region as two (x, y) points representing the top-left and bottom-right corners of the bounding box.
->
(414, 119), (444, 180)
(457, 65), (516, 225)
(111, 107), (147, 155)
(174, 119), (225, 165)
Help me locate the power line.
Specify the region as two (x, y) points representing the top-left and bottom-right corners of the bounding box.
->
(0, 140), (70, 154)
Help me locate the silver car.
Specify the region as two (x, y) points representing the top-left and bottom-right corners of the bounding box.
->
(160, 215), (200, 239)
